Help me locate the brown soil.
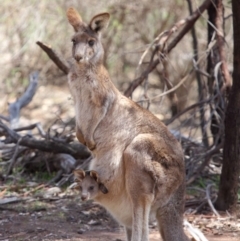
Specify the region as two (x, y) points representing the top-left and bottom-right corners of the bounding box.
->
(0, 189), (239, 241)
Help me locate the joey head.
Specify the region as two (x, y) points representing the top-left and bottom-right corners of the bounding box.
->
(74, 169), (108, 201)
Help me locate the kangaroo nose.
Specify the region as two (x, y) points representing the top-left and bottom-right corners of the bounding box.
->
(74, 55), (83, 62)
(81, 194), (88, 201)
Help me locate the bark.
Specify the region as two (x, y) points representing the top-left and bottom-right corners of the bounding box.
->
(215, 0), (240, 213)
(207, 0), (225, 145)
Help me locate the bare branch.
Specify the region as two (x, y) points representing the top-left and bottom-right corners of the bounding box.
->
(124, 0), (211, 97)
(36, 41), (70, 74)
(206, 184), (220, 217)
(14, 123), (46, 137)
(8, 72), (39, 128)
(184, 219), (209, 241)
(6, 137), (23, 176)
(0, 115), (9, 122)
(140, 73), (190, 103)
(165, 95), (215, 126)
(187, 142), (223, 185)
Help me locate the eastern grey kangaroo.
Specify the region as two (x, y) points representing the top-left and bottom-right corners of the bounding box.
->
(67, 7), (189, 241)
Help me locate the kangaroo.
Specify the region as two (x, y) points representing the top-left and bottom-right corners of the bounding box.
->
(66, 7), (189, 241)
(74, 169), (108, 201)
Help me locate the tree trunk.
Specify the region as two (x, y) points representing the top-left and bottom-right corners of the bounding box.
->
(207, 0), (225, 146)
(215, 0), (240, 213)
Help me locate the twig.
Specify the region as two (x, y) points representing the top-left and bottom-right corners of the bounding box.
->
(185, 198), (206, 208)
(165, 95), (215, 125)
(193, 60), (210, 78)
(48, 170), (64, 185)
(36, 41), (70, 74)
(184, 219), (209, 241)
(14, 123), (46, 137)
(6, 137), (23, 176)
(187, 142), (223, 185)
(140, 73), (190, 102)
(124, 0), (211, 97)
(8, 72), (39, 128)
(57, 156), (92, 187)
(56, 173), (73, 187)
(0, 115), (9, 122)
(0, 197), (25, 205)
(23, 184), (46, 197)
(206, 184), (220, 217)
(192, 199), (208, 214)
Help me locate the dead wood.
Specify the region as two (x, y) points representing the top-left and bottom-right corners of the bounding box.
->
(6, 137), (23, 176)
(56, 156), (92, 187)
(0, 120), (90, 160)
(206, 184), (220, 217)
(14, 123), (46, 137)
(184, 219), (209, 241)
(186, 142), (223, 185)
(165, 95), (216, 126)
(36, 41), (70, 74)
(8, 72), (39, 128)
(0, 197), (25, 205)
(0, 115), (9, 122)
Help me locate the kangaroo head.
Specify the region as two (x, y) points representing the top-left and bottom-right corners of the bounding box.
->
(67, 8), (110, 65)
(73, 169), (108, 201)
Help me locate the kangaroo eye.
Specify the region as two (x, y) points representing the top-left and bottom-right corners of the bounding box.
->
(72, 39), (77, 45)
(88, 40), (95, 47)
(89, 186), (94, 191)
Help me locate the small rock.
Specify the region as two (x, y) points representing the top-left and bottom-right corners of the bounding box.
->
(77, 229), (84, 234)
(88, 219), (101, 226)
(44, 187), (61, 198)
(27, 182), (38, 187)
(81, 211), (90, 216)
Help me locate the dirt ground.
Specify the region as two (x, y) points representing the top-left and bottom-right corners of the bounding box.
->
(0, 185), (239, 241)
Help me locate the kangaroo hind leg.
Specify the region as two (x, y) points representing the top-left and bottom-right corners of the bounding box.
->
(125, 162), (154, 241)
(156, 184), (189, 241)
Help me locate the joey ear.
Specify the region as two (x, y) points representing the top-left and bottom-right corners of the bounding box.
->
(99, 183), (108, 194)
(73, 169), (85, 181)
(67, 8), (83, 32)
(89, 170), (99, 182)
(89, 13), (110, 33)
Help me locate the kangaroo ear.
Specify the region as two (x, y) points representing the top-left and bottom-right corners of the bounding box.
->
(67, 8), (83, 32)
(89, 170), (99, 182)
(89, 13), (110, 33)
(99, 183), (108, 194)
(73, 169), (85, 181)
